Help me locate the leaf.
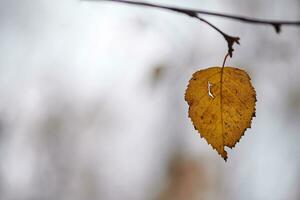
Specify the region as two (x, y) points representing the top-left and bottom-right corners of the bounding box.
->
(185, 66), (256, 160)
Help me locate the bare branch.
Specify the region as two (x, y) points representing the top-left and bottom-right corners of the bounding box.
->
(83, 0), (300, 57)
(86, 0), (300, 27)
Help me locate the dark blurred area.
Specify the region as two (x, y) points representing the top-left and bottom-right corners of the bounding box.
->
(0, 0), (299, 199)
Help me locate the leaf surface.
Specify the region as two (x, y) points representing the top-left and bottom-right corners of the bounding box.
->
(185, 66), (256, 160)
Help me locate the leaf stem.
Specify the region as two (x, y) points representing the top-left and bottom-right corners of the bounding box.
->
(222, 53), (230, 68)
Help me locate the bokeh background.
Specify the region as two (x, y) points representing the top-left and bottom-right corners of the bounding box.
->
(0, 0), (300, 199)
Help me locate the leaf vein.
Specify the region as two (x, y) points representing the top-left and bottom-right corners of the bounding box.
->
(224, 73), (249, 90)
(223, 85), (250, 110)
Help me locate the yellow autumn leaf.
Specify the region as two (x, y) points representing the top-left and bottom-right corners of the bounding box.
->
(185, 66), (256, 160)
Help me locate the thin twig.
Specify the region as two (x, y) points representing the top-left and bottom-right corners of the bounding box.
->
(86, 0), (300, 27)
(83, 0), (300, 57)
(193, 16), (240, 57)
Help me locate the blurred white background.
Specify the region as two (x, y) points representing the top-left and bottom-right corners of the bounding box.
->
(0, 0), (299, 199)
